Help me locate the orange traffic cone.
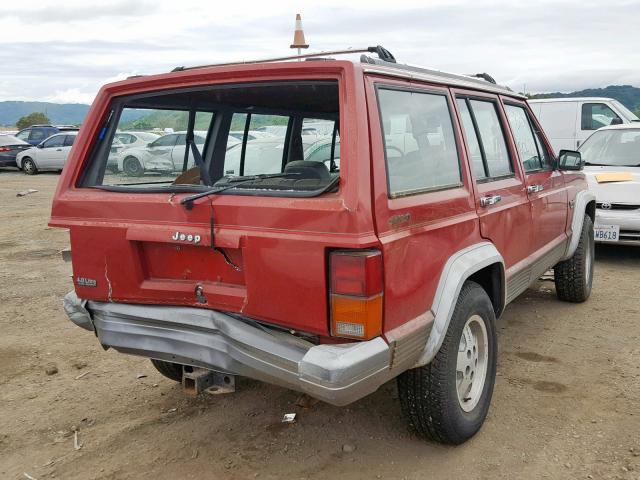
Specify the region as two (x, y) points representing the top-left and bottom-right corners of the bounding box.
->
(290, 13), (309, 58)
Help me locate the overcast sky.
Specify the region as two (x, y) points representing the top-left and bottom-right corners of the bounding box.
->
(1, 0), (639, 104)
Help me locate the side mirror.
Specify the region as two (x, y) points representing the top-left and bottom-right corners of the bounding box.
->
(610, 117), (623, 126)
(37, 143), (44, 149)
(147, 142), (154, 148)
(558, 149), (583, 171)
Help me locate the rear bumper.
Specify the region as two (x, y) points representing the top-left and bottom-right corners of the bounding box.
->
(63, 291), (432, 406)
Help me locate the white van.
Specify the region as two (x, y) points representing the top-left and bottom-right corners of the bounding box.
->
(529, 97), (639, 153)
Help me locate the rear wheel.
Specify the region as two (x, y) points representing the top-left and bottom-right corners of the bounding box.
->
(22, 158), (38, 175)
(397, 281), (497, 444)
(554, 214), (594, 303)
(123, 156), (144, 177)
(150, 359), (183, 382)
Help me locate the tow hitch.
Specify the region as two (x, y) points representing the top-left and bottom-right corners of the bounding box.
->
(182, 367), (236, 396)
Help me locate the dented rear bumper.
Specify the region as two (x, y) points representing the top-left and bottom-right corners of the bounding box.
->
(62, 292), (431, 406)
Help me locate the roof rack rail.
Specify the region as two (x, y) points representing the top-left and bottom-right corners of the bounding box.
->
(171, 45), (396, 72)
(467, 73), (497, 84)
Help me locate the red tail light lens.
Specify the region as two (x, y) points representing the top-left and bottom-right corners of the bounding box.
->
(330, 250), (383, 297)
(0, 147), (10, 152)
(330, 250), (383, 340)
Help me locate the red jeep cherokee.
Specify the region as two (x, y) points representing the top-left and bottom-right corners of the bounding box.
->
(51, 47), (595, 444)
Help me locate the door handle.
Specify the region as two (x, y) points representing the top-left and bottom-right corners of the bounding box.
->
(55, 148), (62, 151)
(527, 184), (544, 193)
(480, 195), (502, 207)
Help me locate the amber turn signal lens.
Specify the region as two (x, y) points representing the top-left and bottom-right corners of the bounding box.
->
(331, 294), (383, 340)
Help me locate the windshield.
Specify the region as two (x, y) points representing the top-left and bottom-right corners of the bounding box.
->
(81, 81), (340, 196)
(579, 128), (640, 166)
(611, 100), (639, 122)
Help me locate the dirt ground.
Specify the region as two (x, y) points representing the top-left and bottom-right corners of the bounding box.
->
(0, 171), (638, 480)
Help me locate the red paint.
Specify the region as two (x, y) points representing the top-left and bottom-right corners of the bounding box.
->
(50, 60), (587, 341)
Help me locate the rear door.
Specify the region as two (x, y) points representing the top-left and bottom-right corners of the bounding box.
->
(59, 135), (76, 169)
(453, 91), (532, 270)
(503, 100), (568, 256)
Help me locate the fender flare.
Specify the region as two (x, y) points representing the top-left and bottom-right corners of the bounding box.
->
(562, 190), (596, 260)
(414, 242), (504, 367)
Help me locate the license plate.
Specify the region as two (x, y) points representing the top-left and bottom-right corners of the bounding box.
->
(594, 224), (620, 242)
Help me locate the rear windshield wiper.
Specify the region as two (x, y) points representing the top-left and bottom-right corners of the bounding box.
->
(180, 173), (300, 210)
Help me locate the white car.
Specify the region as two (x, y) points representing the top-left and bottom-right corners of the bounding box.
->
(107, 131), (160, 172)
(116, 131), (207, 176)
(16, 131), (78, 175)
(579, 124), (640, 245)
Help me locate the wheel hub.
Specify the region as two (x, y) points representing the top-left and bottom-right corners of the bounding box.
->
(456, 314), (489, 412)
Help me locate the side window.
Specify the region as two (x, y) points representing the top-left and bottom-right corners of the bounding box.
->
(224, 113), (289, 176)
(16, 130), (30, 141)
(29, 129), (46, 143)
(378, 88), (461, 196)
(581, 103), (621, 130)
(459, 99), (512, 179)
(64, 135), (76, 147)
(457, 99), (486, 180)
(43, 135), (65, 148)
(151, 134), (178, 147)
(302, 118), (340, 171)
(504, 104), (543, 171)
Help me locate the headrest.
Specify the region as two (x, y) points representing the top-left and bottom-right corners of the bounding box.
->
(284, 160), (331, 181)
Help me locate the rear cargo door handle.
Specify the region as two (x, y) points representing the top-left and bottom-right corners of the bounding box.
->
(480, 195), (502, 207)
(527, 184), (544, 193)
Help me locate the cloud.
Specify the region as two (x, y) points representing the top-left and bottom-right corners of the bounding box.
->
(0, 0), (638, 103)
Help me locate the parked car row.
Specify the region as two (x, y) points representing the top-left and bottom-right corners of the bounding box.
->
(530, 97), (640, 246)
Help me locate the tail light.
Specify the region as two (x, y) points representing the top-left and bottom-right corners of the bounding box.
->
(0, 147), (10, 152)
(330, 250), (383, 340)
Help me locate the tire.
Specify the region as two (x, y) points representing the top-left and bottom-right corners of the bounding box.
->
(554, 214), (594, 303)
(150, 359), (183, 382)
(397, 281), (498, 444)
(123, 156), (144, 177)
(22, 158), (38, 175)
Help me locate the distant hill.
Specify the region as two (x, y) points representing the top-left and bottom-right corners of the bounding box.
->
(0, 101), (147, 127)
(2, 84), (639, 127)
(530, 85), (640, 113)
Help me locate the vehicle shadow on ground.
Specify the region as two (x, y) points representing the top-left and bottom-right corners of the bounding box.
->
(595, 243), (640, 263)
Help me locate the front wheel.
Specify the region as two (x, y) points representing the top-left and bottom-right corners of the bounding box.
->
(22, 158), (38, 175)
(397, 281), (497, 444)
(554, 214), (594, 303)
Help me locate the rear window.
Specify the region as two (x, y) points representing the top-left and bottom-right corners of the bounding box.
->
(80, 81), (340, 197)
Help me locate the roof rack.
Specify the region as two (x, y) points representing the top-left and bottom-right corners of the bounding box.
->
(171, 45), (396, 72)
(167, 45), (518, 98)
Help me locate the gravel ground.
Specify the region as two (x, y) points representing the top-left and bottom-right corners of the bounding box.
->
(0, 171), (638, 480)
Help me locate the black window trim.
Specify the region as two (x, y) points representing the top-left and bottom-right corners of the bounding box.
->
(456, 94), (516, 182)
(374, 83), (465, 200)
